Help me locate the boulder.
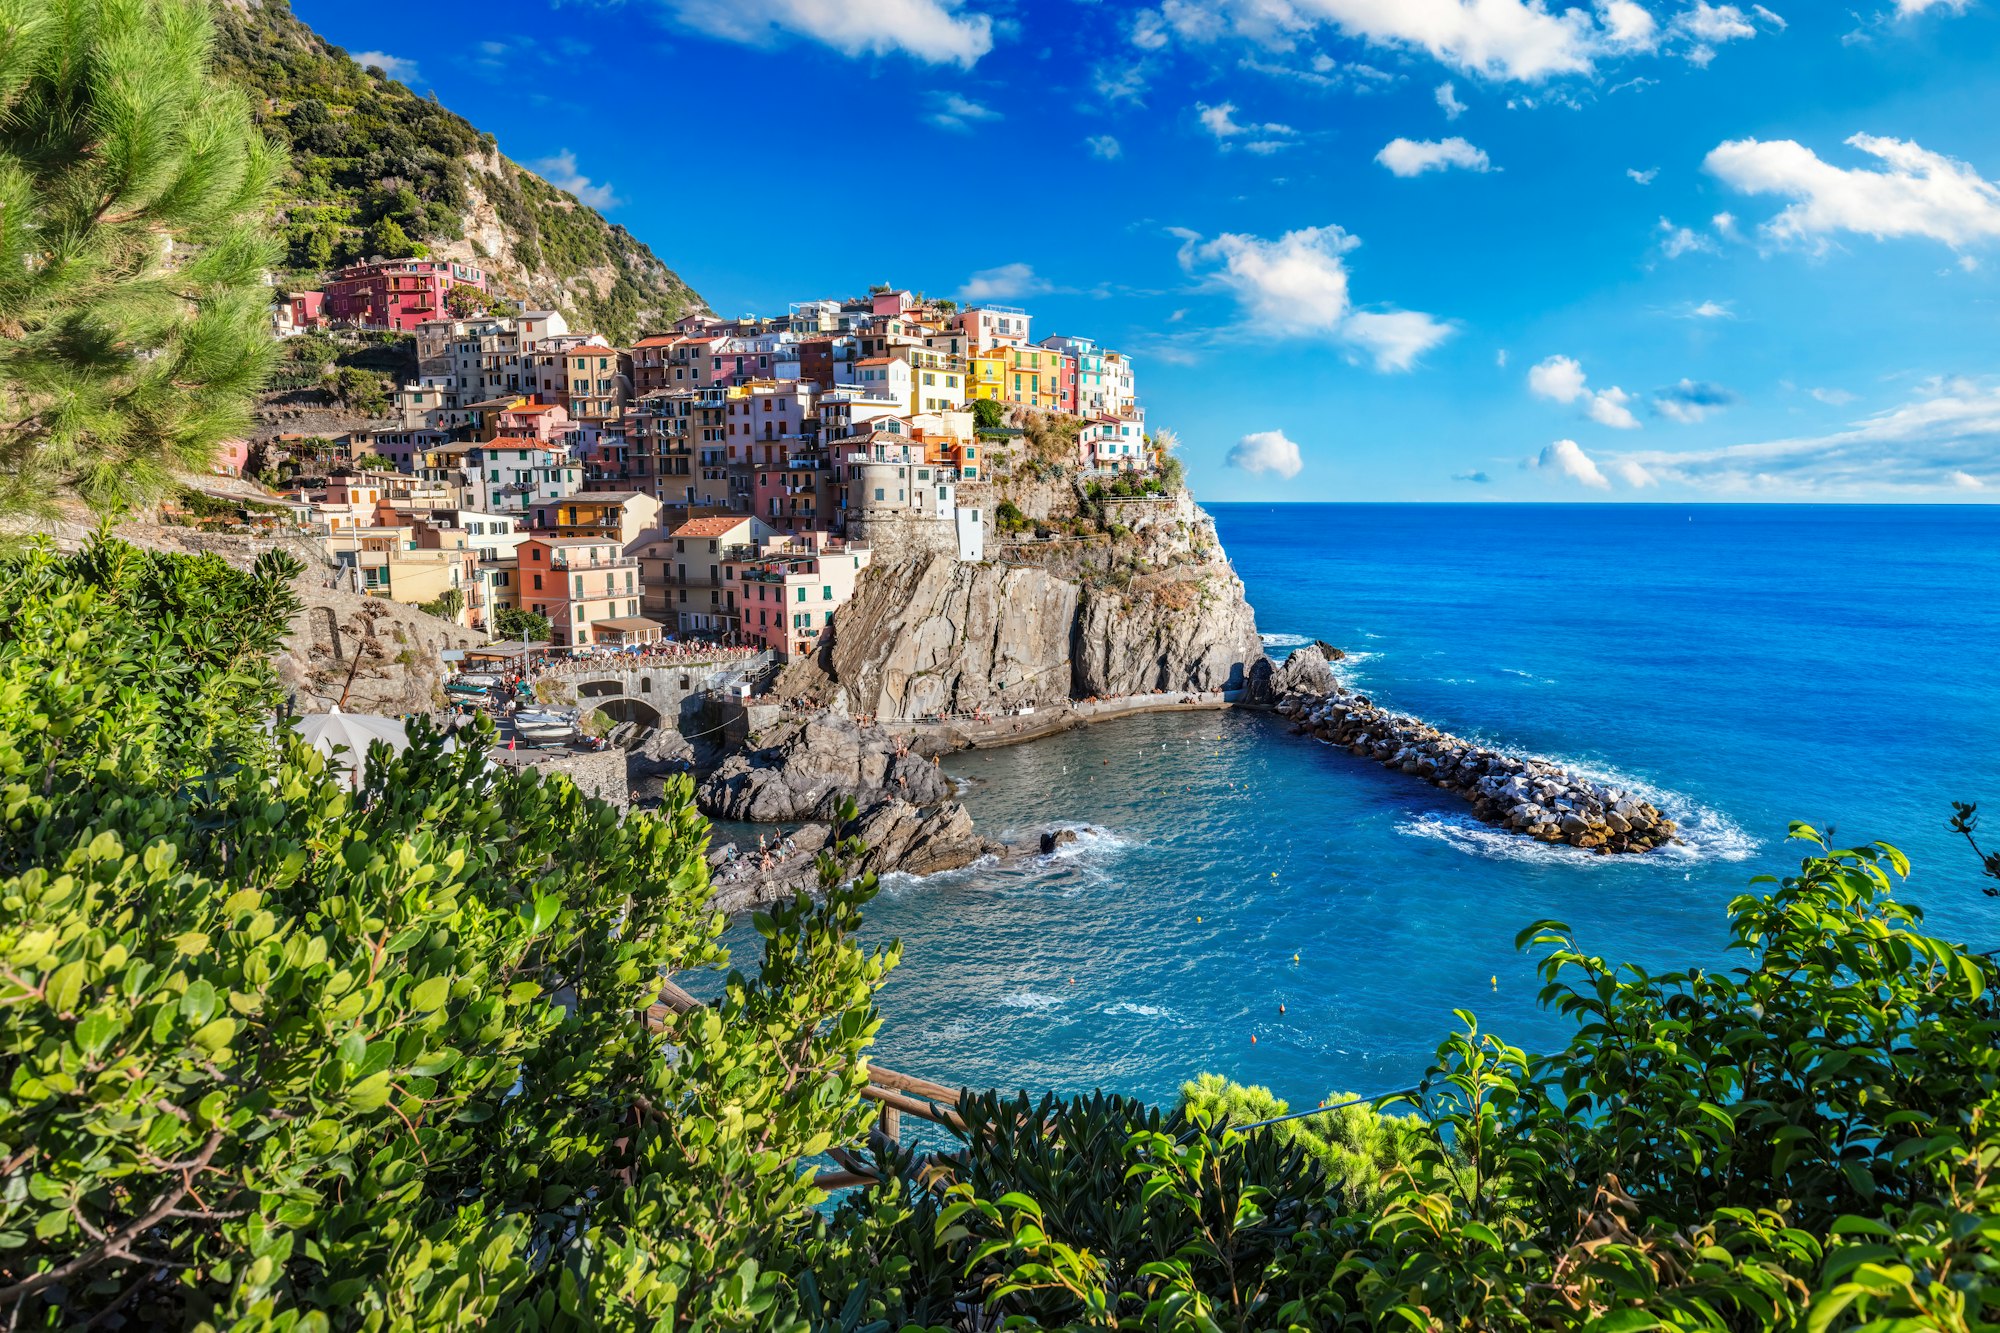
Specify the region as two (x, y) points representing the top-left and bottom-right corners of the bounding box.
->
(845, 799), (995, 878)
(697, 713), (950, 822)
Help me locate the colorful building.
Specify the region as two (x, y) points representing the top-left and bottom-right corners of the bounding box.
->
(320, 258), (487, 332)
(650, 514), (776, 634)
(722, 533), (873, 661)
(954, 304), (1032, 352)
(515, 536), (655, 647)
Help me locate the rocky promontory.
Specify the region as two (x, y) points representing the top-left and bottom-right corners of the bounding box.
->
(697, 713), (951, 822)
(776, 487), (1264, 720)
(1270, 646), (1677, 855)
(705, 798), (996, 915)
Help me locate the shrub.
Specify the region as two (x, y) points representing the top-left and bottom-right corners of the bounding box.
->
(493, 606), (550, 641)
(0, 534), (898, 1328)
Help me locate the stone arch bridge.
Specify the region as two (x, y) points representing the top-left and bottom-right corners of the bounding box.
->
(542, 652), (773, 734)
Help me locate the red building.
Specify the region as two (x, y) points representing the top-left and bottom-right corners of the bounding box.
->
(320, 259), (489, 332)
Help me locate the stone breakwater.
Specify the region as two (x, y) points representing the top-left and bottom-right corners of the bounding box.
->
(1269, 650), (1676, 854)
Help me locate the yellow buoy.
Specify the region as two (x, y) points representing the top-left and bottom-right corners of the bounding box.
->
(1292, 952), (1300, 964)
(1491, 975), (1498, 989)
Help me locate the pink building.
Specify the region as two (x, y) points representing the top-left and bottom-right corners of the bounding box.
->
(287, 291), (324, 330)
(727, 381), (815, 469)
(210, 438), (251, 477)
(491, 399), (571, 445)
(954, 304), (1032, 352)
(722, 533), (873, 661)
(321, 259), (489, 332)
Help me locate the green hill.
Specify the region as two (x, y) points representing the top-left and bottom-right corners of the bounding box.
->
(211, 0), (704, 343)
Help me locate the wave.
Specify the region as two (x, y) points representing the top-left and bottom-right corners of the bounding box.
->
(1498, 668), (1560, 686)
(1260, 632), (1313, 648)
(1103, 1001), (1174, 1018)
(1000, 990), (1067, 1010)
(874, 852), (1002, 896)
(1395, 755), (1759, 867)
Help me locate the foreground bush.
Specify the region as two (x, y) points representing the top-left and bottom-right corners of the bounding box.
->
(6, 536), (2000, 1331)
(0, 537), (894, 1328)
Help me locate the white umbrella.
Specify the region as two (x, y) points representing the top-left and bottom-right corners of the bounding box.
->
(292, 708), (410, 787)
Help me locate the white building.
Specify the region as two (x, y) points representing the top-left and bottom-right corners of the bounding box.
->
(955, 305), (1032, 352)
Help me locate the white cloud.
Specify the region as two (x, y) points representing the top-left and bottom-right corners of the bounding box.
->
(1529, 354), (1641, 428)
(1613, 458), (1660, 486)
(1094, 60), (1150, 102)
(1496, 348), (1509, 367)
(1273, 0), (1638, 81)
(1811, 387), (1858, 405)
(528, 150), (621, 209)
(1177, 223), (1453, 371)
(1658, 216), (1719, 258)
(1685, 299), (1735, 318)
(660, 0), (993, 67)
(1628, 166), (1659, 184)
(1950, 469), (1985, 489)
(1086, 134), (1122, 159)
(1228, 429), (1305, 478)
(1196, 101), (1295, 144)
(1528, 354), (1590, 403)
(352, 51), (421, 82)
(1601, 0), (1661, 48)
(928, 93), (1000, 131)
(1653, 378), (1736, 423)
(1535, 438), (1611, 488)
(1705, 132), (2000, 251)
(1587, 385), (1643, 429)
(1896, 0), (1972, 15)
(1435, 80), (1466, 119)
(1608, 376), (2000, 494)
(1376, 136), (1492, 177)
(959, 262), (1051, 303)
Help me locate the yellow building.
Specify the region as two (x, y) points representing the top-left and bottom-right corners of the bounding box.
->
(974, 346), (1065, 411)
(970, 350), (1007, 402)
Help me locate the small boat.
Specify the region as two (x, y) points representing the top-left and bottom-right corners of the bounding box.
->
(512, 708), (578, 742)
(446, 672), (501, 695)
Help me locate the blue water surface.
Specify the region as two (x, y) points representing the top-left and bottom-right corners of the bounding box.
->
(730, 504), (2000, 1111)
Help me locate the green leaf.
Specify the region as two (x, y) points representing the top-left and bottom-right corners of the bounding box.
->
(45, 960), (85, 1015)
(410, 976), (451, 1011)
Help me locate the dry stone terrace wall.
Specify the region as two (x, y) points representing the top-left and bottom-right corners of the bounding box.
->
(1274, 685), (1677, 855)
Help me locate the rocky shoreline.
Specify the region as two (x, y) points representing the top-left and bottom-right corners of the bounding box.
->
(1268, 646), (1676, 855)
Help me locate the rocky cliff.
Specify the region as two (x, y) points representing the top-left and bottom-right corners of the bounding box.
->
(780, 487), (1263, 721)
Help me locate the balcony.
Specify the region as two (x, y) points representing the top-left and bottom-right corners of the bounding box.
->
(548, 553), (639, 570)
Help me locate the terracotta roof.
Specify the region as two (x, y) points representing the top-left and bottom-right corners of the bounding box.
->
(630, 335), (677, 348)
(672, 515), (751, 539)
(855, 357), (895, 366)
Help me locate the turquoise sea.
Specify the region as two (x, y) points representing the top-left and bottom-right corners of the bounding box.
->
(754, 504), (2000, 1110)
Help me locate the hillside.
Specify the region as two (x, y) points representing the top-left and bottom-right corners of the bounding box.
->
(211, 0), (704, 343)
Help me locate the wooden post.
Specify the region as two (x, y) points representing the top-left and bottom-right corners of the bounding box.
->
(878, 1102), (901, 1148)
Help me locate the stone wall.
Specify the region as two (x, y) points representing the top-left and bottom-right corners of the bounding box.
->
(487, 746), (629, 812)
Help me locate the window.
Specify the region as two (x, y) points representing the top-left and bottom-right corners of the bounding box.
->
(873, 487), (884, 501)
(532, 573), (543, 590)
(822, 585), (833, 600)
(796, 586), (806, 602)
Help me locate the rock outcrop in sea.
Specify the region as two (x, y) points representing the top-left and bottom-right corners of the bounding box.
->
(697, 713), (951, 822)
(1269, 646), (1677, 855)
(705, 799), (996, 915)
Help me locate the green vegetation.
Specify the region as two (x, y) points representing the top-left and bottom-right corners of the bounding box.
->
(268, 331), (414, 422)
(419, 586), (465, 620)
(993, 499), (1030, 535)
(972, 398), (1007, 430)
(209, 0), (702, 341)
(6, 533), (2000, 1329)
(0, 0), (282, 515)
(493, 605), (551, 641)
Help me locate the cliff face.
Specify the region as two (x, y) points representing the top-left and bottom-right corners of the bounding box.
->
(780, 490), (1264, 720)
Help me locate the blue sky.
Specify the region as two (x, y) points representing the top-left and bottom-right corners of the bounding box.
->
(305, 0), (2000, 502)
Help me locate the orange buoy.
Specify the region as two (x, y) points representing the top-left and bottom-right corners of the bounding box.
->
(1279, 1002), (1287, 1014)
(1250, 1035), (1258, 1045)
